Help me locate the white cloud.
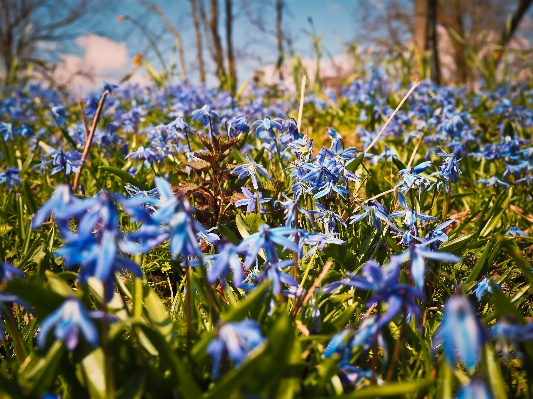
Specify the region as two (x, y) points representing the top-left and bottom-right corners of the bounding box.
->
(53, 34), (130, 91)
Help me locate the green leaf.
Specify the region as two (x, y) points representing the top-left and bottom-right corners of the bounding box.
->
(116, 371), (145, 399)
(81, 347), (107, 399)
(217, 223), (241, 245)
(482, 343), (507, 399)
(136, 324), (202, 399)
(221, 280), (269, 323)
(346, 152), (365, 173)
(333, 378), (431, 398)
(98, 166), (149, 190)
(142, 283), (177, 346)
(480, 188), (512, 237)
(465, 240), (492, 284)
(18, 341), (65, 392)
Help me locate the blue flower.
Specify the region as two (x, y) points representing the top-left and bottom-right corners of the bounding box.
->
(491, 321), (533, 344)
(275, 194), (314, 228)
(0, 167), (22, 190)
(207, 320), (265, 379)
(505, 226), (527, 237)
(103, 82), (119, 93)
(311, 203), (346, 233)
(349, 200), (398, 232)
(236, 224), (298, 269)
(0, 262), (24, 284)
(37, 298), (99, 351)
(252, 117), (282, 139)
(433, 295), (487, 370)
(391, 242), (460, 289)
(424, 219), (454, 250)
(472, 276), (499, 301)
(207, 244), (244, 287)
(475, 177), (510, 189)
(0, 293), (32, 337)
(226, 116), (249, 138)
(0, 122), (13, 141)
(232, 154), (273, 190)
(51, 106), (67, 123)
(235, 187), (271, 214)
(191, 104), (219, 127)
(390, 192), (438, 227)
(40, 146), (83, 175)
(397, 161), (432, 194)
(247, 260), (299, 295)
(456, 381), (493, 399)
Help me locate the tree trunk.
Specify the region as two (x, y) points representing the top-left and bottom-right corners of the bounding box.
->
(437, 1), (468, 84)
(494, 0), (533, 64)
(275, 0), (284, 80)
(414, 0), (428, 54)
(427, 0), (440, 84)
(225, 0), (236, 93)
(209, 0), (226, 83)
(190, 0), (206, 83)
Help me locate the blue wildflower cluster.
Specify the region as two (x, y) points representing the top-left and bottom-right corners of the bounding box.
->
(0, 73), (533, 399)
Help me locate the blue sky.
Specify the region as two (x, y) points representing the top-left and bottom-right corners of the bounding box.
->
(56, 0), (360, 89)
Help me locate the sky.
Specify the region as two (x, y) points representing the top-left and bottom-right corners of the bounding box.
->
(53, 0), (360, 90)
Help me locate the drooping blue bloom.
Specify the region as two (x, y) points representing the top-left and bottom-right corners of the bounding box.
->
(32, 184), (80, 236)
(207, 243), (244, 287)
(433, 148), (462, 189)
(207, 320), (265, 379)
(191, 104), (219, 127)
(515, 174), (533, 185)
(311, 203), (346, 233)
(226, 116), (249, 138)
(390, 192), (438, 227)
(433, 295), (487, 370)
(275, 194), (314, 228)
(456, 381), (493, 399)
(235, 187), (271, 214)
(236, 224), (298, 269)
(125, 145), (161, 165)
(40, 146), (83, 175)
(475, 177), (510, 189)
(37, 297), (99, 351)
(0, 167), (22, 190)
(491, 321), (533, 344)
(51, 106), (67, 123)
(391, 242), (461, 289)
(0, 262), (24, 284)
(472, 276), (499, 301)
(232, 154), (273, 190)
(247, 260), (299, 295)
(0, 122), (13, 141)
(349, 200), (398, 232)
(252, 117), (282, 139)
(424, 219), (454, 251)
(196, 227), (220, 246)
(300, 232), (344, 258)
(397, 161), (433, 194)
(103, 82), (119, 93)
(0, 292), (32, 337)
(505, 226), (527, 237)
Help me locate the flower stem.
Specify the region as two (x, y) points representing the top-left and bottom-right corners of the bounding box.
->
(102, 283), (115, 399)
(6, 309), (25, 364)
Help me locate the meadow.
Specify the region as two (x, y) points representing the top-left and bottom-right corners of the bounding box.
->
(1, 69), (533, 398)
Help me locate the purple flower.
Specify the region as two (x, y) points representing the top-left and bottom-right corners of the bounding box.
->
(191, 104), (219, 127)
(0, 167), (22, 190)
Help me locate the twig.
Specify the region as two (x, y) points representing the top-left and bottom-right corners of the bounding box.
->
(73, 90), (109, 191)
(364, 81), (420, 154)
(78, 90), (89, 142)
(406, 133), (425, 169)
(297, 74), (307, 131)
(292, 259), (332, 316)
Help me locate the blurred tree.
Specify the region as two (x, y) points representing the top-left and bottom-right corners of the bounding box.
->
(190, 0), (207, 83)
(140, 0), (188, 81)
(356, 0), (533, 85)
(0, 0), (93, 86)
